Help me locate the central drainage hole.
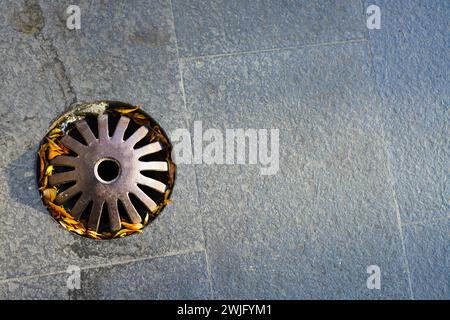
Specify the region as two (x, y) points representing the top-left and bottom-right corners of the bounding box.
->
(95, 159), (120, 183)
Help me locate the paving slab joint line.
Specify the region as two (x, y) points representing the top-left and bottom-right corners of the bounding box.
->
(359, 0), (369, 39)
(0, 247), (205, 284)
(168, 0), (214, 299)
(401, 216), (450, 227)
(180, 38), (368, 62)
(365, 40), (415, 300)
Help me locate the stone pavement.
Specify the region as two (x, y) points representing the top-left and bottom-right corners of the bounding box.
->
(0, 0), (447, 299)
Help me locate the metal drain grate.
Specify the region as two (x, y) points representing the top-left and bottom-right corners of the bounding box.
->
(37, 101), (175, 239)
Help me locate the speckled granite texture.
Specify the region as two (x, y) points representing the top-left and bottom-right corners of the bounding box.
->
(0, 0), (447, 299)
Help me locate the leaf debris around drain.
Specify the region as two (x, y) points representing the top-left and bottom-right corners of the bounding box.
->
(37, 102), (176, 240)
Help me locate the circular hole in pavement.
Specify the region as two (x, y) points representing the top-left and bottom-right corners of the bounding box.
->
(36, 101), (176, 240)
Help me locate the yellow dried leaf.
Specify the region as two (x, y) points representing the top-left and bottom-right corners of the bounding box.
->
(114, 106), (140, 114)
(47, 202), (72, 219)
(73, 228), (86, 236)
(42, 187), (57, 203)
(65, 224), (76, 232)
(152, 203), (163, 214)
(131, 111), (151, 127)
(62, 217), (79, 225)
(133, 113), (147, 120)
(57, 141), (70, 154)
(46, 138), (70, 160)
(45, 165), (54, 176)
(113, 229), (128, 238)
(46, 138), (61, 150)
(38, 175), (48, 190)
(86, 230), (102, 240)
(144, 213), (149, 225)
(58, 220), (68, 229)
(47, 149), (65, 160)
(121, 221), (144, 230)
(113, 228), (141, 238)
(38, 144), (47, 181)
(39, 157), (45, 178)
(48, 128), (63, 139)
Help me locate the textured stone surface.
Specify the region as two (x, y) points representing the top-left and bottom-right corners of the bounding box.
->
(0, 0), (203, 280)
(0, 0), (68, 280)
(181, 42), (410, 299)
(0, 251), (210, 299)
(39, 0), (186, 124)
(403, 219), (449, 299)
(172, 0), (365, 57)
(0, 0), (446, 299)
(365, 0), (449, 222)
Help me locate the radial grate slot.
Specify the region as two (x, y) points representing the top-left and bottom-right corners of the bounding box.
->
(123, 118), (141, 141)
(98, 203), (110, 234)
(68, 125), (88, 146)
(107, 113), (121, 139)
(38, 102), (175, 239)
(128, 193), (150, 221)
(64, 191), (83, 213)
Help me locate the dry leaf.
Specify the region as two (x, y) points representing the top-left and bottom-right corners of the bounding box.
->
(113, 228), (142, 238)
(47, 201), (72, 219)
(46, 138), (70, 160)
(46, 138), (61, 150)
(73, 228), (86, 236)
(45, 165), (54, 176)
(48, 149), (65, 160)
(121, 221), (144, 230)
(48, 128), (63, 139)
(42, 187), (57, 203)
(114, 106), (140, 114)
(38, 144), (47, 181)
(86, 230), (102, 240)
(56, 140), (70, 153)
(38, 175), (48, 190)
(62, 217), (79, 225)
(59, 221), (69, 230)
(133, 113), (147, 120)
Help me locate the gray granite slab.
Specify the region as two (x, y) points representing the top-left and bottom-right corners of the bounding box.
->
(0, 0), (203, 280)
(0, 0), (445, 299)
(365, 0), (449, 222)
(181, 41), (410, 298)
(172, 0), (366, 57)
(0, 250), (210, 299)
(403, 219), (449, 299)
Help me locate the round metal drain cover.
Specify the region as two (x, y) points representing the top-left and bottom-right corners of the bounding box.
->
(37, 101), (176, 239)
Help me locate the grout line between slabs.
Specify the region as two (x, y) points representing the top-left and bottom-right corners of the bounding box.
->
(357, 0), (417, 299)
(401, 216), (450, 227)
(364, 39), (415, 300)
(180, 38), (368, 61)
(168, 0), (215, 300)
(0, 247), (205, 284)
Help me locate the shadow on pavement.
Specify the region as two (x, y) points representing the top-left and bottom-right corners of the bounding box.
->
(5, 147), (48, 215)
